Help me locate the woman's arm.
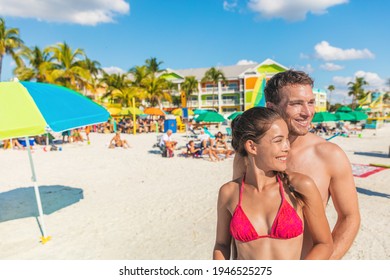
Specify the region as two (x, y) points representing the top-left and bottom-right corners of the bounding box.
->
(213, 184), (234, 260)
(292, 175), (333, 260)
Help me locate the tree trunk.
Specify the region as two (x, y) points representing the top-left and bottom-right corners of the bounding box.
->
(0, 55), (3, 81)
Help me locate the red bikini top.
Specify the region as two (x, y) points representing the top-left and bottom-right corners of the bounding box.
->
(230, 175), (303, 242)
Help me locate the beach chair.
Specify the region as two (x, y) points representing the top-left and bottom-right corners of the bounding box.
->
(176, 117), (186, 133)
(203, 126), (215, 139)
(225, 127), (232, 137)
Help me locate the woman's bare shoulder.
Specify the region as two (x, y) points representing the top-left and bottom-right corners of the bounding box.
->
(219, 178), (241, 198)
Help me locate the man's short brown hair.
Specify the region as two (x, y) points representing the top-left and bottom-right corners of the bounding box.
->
(265, 70), (314, 105)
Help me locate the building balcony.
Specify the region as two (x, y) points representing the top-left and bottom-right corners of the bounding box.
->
(200, 86), (243, 95)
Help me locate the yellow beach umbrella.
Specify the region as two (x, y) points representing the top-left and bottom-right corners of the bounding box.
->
(172, 108), (194, 116)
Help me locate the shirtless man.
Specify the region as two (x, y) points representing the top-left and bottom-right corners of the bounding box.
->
(233, 70), (360, 259)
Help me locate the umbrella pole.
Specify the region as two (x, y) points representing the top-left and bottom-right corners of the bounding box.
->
(25, 137), (51, 244)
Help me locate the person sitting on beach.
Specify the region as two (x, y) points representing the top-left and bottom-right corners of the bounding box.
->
(71, 128), (84, 142)
(2, 138), (24, 150)
(109, 131), (131, 149)
(159, 129), (177, 157)
(213, 107), (333, 260)
(187, 140), (219, 161)
(215, 131), (228, 149)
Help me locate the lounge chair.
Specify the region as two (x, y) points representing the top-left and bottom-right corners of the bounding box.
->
(203, 126), (215, 139)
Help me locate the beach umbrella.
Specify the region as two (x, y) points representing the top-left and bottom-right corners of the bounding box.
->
(193, 109), (208, 115)
(144, 107), (166, 116)
(195, 111), (226, 123)
(0, 81), (109, 243)
(312, 111), (336, 123)
(348, 111), (368, 121)
(355, 107), (371, 112)
(227, 111), (243, 120)
(107, 107), (121, 116)
(120, 107), (144, 116)
(171, 108), (194, 116)
(336, 106), (352, 113)
(334, 112), (355, 121)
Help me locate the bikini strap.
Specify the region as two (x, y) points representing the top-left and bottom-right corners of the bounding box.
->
(276, 175), (286, 201)
(239, 174), (246, 205)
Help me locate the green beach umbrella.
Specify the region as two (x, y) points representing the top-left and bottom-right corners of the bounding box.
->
(355, 107), (371, 112)
(336, 106), (352, 113)
(312, 111), (337, 123)
(195, 111), (226, 123)
(193, 109), (208, 115)
(227, 111), (243, 120)
(0, 81), (109, 243)
(348, 111), (368, 121)
(120, 107), (144, 116)
(335, 112), (355, 121)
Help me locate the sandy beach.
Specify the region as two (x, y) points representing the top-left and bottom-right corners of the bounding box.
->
(0, 124), (389, 260)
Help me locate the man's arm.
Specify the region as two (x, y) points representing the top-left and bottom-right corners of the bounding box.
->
(326, 145), (360, 259)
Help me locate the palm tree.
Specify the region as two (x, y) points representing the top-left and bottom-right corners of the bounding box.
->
(347, 77), (368, 109)
(0, 18), (24, 81)
(181, 76), (198, 108)
(128, 65), (148, 87)
(99, 72), (131, 104)
(202, 67), (226, 111)
(327, 84), (335, 110)
(78, 56), (102, 96)
(145, 57), (164, 76)
(13, 45), (53, 82)
(45, 42), (89, 90)
(141, 75), (171, 107)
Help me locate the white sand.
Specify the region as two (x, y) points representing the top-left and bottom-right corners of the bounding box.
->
(0, 124), (389, 260)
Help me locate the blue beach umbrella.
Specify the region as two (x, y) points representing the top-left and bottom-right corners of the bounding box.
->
(0, 81), (109, 243)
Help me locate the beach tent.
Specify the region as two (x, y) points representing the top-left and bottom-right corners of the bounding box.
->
(0, 81), (109, 243)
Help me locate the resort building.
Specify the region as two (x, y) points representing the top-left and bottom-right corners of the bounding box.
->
(160, 58), (290, 113)
(313, 88), (328, 112)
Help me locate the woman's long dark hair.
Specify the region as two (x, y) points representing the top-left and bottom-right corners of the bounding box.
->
(231, 107), (282, 157)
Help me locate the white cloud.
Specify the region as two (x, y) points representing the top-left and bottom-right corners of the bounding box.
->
(223, 0), (238, 12)
(247, 0), (348, 21)
(299, 53), (310, 59)
(320, 62), (344, 71)
(332, 71), (385, 90)
(315, 41), (374, 61)
(332, 75), (353, 86)
(0, 0), (130, 26)
(296, 64), (314, 73)
(354, 71), (385, 89)
(102, 66), (125, 75)
(236, 59), (258, 65)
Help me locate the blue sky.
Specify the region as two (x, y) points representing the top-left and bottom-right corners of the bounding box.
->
(1, 0), (389, 104)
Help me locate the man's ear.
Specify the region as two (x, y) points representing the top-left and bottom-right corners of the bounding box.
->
(266, 102), (274, 109)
